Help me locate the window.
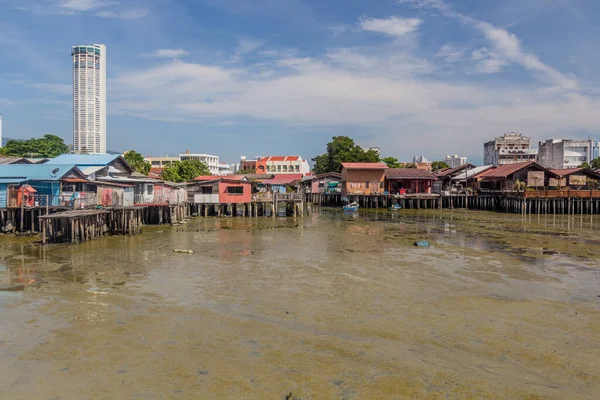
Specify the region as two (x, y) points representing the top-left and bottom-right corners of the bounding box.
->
(380, 181), (384, 188)
(227, 186), (244, 194)
(277, 165), (282, 172)
(282, 165), (288, 172)
(295, 165), (300, 172)
(146, 184), (154, 195)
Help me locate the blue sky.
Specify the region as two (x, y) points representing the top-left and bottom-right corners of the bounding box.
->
(1, 0), (600, 164)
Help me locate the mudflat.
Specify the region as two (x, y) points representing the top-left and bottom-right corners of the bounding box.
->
(1, 209), (599, 399)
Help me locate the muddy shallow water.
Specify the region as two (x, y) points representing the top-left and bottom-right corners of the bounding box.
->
(1, 209), (599, 399)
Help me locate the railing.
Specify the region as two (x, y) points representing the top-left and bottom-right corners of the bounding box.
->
(275, 193), (304, 201)
(524, 190), (600, 198)
(60, 192), (98, 209)
(252, 193), (273, 202)
(194, 194), (219, 204)
(134, 193), (169, 205)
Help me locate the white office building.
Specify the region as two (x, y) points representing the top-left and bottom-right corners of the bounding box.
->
(72, 44), (106, 154)
(538, 139), (599, 169)
(179, 153), (220, 174)
(444, 154), (468, 169)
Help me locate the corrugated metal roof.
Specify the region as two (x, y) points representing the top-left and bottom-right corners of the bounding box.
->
(46, 154), (121, 166)
(0, 157), (29, 165)
(81, 166), (106, 176)
(341, 162), (387, 169)
(385, 169), (436, 179)
(0, 164), (82, 181)
(478, 162), (558, 179)
(261, 174), (304, 185)
(0, 177), (26, 184)
(450, 165), (496, 181)
(436, 163), (475, 177)
(551, 168), (600, 179)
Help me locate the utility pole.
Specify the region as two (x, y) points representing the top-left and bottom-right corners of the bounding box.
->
(464, 164), (468, 210)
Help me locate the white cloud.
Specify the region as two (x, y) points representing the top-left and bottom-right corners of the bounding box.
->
(397, 0), (578, 90)
(435, 44), (465, 62)
(16, 0), (148, 19)
(152, 49), (190, 58)
(95, 9), (149, 19)
(359, 16), (422, 38)
(58, 0), (115, 11)
(470, 47), (508, 74)
(231, 39), (263, 63)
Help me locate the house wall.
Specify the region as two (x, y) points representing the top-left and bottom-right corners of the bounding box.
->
(0, 183), (7, 208)
(341, 169), (385, 195)
(29, 181), (61, 206)
(218, 181), (251, 203)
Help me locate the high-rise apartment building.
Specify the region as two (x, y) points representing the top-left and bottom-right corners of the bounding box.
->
(483, 132), (538, 166)
(444, 154), (467, 168)
(72, 44), (106, 154)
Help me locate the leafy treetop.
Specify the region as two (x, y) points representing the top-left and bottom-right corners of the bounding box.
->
(0, 134), (68, 158)
(162, 159), (211, 183)
(431, 161), (450, 171)
(579, 162), (592, 169)
(312, 136), (380, 174)
(381, 157), (401, 168)
(124, 150), (151, 175)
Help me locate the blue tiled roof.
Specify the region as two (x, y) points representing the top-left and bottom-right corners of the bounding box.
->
(0, 164), (81, 181)
(46, 154), (121, 166)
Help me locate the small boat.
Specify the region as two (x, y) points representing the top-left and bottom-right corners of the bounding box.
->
(414, 240), (430, 248)
(343, 202), (359, 212)
(389, 203), (402, 211)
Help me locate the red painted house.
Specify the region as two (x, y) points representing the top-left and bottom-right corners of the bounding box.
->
(193, 177), (252, 204)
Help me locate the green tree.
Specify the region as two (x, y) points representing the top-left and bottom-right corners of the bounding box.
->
(381, 157), (401, 168)
(590, 158), (600, 170)
(124, 150), (151, 175)
(431, 161), (450, 171)
(238, 168), (256, 174)
(312, 136), (380, 174)
(0, 134), (68, 158)
(403, 162), (418, 169)
(162, 159), (211, 182)
(579, 162), (591, 169)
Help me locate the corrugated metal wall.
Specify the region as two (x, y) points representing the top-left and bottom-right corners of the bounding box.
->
(0, 183), (7, 208)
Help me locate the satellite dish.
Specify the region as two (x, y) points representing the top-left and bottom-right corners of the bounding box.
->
(52, 168), (59, 174)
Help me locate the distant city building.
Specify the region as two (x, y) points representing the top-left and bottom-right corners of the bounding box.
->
(538, 139), (598, 169)
(484, 132), (537, 166)
(218, 162), (231, 175)
(239, 156), (257, 171)
(229, 163), (240, 174)
(413, 155), (427, 163)
(179, 152), (220, 174)
(444, 154), (468, 169)
(72, 44), (106, 154)
(146, 156), (179, 169)
(0, 113), (3, 148)
(256, 156), (310, 175)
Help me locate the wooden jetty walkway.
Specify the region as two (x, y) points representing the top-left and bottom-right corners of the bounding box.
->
(40, 207), (144, 244)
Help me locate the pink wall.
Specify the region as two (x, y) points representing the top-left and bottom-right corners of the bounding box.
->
(219, 181), (252, 203)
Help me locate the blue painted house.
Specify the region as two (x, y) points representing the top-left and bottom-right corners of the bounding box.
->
(0, 164), (87, 207)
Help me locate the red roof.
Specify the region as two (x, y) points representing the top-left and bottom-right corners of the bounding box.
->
(478, 162), (558, 179)
(263, 156), (301, 162)
(341, 162), (387, 170)
(195, 174), (246, 181)
(261, 174), (303, 185)
(551, 168), (600, 179)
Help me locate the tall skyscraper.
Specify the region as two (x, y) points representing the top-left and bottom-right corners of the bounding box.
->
(72, 44), (106, 154)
